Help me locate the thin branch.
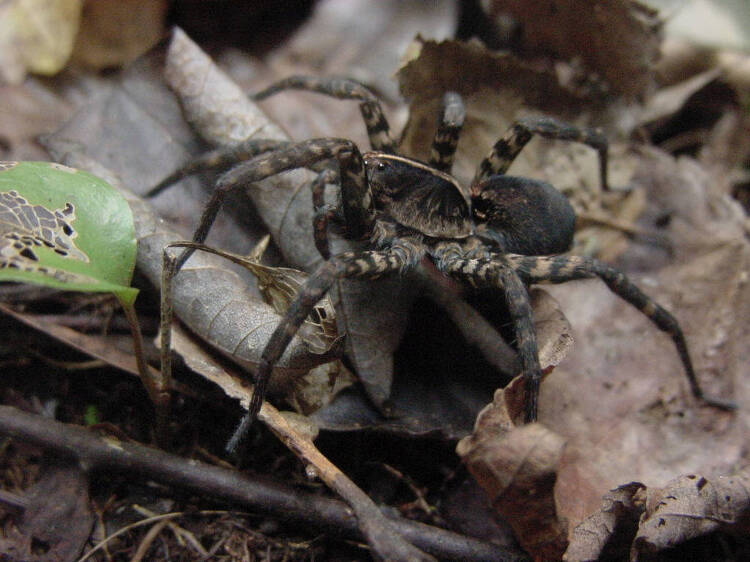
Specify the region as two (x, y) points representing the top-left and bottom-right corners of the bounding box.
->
(0, 406), (526, 562)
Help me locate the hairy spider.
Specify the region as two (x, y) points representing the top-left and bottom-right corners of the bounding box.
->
(152, 76), (734, 451)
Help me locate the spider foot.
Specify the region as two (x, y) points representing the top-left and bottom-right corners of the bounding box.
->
(697, 394), (737, 412)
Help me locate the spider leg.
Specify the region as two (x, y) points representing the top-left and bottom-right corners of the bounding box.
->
(145, 139), (291, 198)
(310, 168), (340, 260)
(507, 254), (736, 410)
(227, 243), (423, 452)
(253, 75), (397, 153)
(313, 205), (337, 260)
(434, 247), (543, 422)
(173, 138), (375, 271)
(473, 117), (609, 190)
(429, 91), (466, 173)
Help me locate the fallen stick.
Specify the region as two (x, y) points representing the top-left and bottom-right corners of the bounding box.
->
(0, 406), (525, 561)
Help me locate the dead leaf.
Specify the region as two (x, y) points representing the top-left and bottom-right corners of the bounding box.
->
(565, 466), (750, 559)
(0, 0), (83, 85)
(71, 0), (168, 70)
(457, 376), (568, 561)
(480, 0), (661, 97)
(564, 482), (646, 561)
(634, 469), (750, 555)
(0, 460), (94, 561)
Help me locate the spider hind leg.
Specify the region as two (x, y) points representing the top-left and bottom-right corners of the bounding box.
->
(473, 117), (609, 191)
(508, 253), (736, 411)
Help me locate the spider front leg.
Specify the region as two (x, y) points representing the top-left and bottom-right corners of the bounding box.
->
(474, 117), (609, 190)
(507, 253), (737, 411)
(171, 138), (374, 272)
(429, 91), (466, 173)
(145, 139), (291, 198)
(253, 75), (397, 154)
(227, 243), (424, 452)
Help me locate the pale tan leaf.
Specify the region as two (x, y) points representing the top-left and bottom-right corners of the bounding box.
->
(0, 0), (82, 84)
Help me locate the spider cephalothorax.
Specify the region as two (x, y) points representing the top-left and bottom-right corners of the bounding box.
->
(153, 76), (734, 451)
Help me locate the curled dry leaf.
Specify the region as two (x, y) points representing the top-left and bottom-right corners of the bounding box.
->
(564, 482), (646, 561)
(457, 376), (568, 561)
(480, 0), (661, 97)
(398, 37), (590, 184)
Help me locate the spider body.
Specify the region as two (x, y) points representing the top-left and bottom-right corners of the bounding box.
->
(154, 76), (734, 452)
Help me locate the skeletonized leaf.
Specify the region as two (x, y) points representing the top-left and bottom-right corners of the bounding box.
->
(0, 161), (137, 303)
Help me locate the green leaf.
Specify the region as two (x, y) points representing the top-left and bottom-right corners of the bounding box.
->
(0, 161), (138, 302)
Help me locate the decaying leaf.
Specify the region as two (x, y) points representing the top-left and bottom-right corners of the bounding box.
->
(634, 469), (750, 555)
(162, 237), (354, 416)
(0, 461), (94, 561)
(565, 466), (750, 559)
(174, 236), (341, 356)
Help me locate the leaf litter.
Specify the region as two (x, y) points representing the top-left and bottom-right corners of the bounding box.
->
(1, 0), (748, 559)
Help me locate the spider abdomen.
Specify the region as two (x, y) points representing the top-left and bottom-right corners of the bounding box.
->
(471, 175), (575, 256)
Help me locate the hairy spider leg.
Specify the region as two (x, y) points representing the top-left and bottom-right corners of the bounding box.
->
(473, 117), (609, 190)
(310, 167), (340, 260)
(253, 75), (397, 153)
(145, 139), (292, 198)
(227, 244), (423, 452)
(433, 246), (542, 422)
(506, 253), (736, 411)
(429, 91), (466, 173)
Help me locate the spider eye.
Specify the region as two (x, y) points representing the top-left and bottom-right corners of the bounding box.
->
(376, 161), (387, 171)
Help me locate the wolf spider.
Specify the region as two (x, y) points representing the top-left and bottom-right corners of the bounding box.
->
(152, 76), (734, 451)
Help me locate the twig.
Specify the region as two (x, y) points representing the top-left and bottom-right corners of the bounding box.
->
(0, 406), (526, 562)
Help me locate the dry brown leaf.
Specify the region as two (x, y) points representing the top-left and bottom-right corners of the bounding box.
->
(531, 288), (575, 371)
(565, 466), (750, 559)
(71, 0), (168, 70)
(457, 376), (568, 561)
(480, 0), (661, 97)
